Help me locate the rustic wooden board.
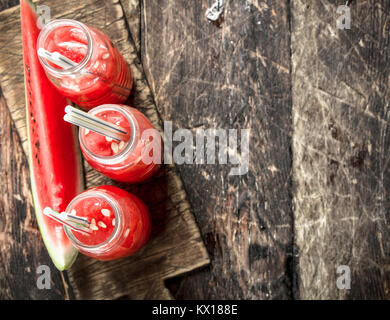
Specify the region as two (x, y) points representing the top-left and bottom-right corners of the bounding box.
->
(120, 0), (141, 54)
(0, 0), (209, 299)
(292, 0), (390, 299)
(0, 0), (18, 11)
(137, 0), (295, 299)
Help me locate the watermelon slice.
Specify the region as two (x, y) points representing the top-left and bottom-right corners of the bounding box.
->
(21, 0), (84, 270)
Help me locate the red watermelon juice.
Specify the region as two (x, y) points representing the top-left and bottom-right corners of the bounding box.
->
(79, 104), (162, 183)
(64, 185), (151, 260)
(37, 19), (132, 109)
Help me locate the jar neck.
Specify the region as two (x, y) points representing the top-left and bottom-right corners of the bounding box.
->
(64, 190), (122, 253)
(79, 104), (138, 165)
(37, 19), (93, 77)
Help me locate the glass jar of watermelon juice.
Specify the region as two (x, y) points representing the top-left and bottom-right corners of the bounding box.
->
(79, 104), (162, 183)
(37, 19), (132, 109)
(64, 185), (151, 260)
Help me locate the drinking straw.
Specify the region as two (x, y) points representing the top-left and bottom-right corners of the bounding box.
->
(52, 51), (78, 68)
(37, 48), (77, 69)
(43, 207), (91, 234)
(64, 105), (128, 142)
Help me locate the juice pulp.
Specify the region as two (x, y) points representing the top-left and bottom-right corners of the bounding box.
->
(80, 105), (161, 183)
(67, 185), (151, 261)
(71, 196), (115, 246)
(40, 22), (132, 109)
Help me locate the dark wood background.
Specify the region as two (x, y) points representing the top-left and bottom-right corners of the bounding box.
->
(1, 0), (390, 300)
(0, 0), (210, 300)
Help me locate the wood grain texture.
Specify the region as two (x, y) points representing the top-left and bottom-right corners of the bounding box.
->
(0, 94), (74, 300)
(292, 0), (390, 299)
(0, 0), (18, 11)
(138, 0), (295, 299)
(0, 0), (209, 299)
(2, 0), (390, 300)
(120, 0), (141, 53)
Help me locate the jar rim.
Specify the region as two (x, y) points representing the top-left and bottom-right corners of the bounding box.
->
(37, 19), (93, 76)
(64, 189), (121, 250)
(79, 104), (138, 165)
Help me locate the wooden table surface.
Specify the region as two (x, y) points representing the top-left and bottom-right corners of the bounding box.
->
(1, 0), (390, 300)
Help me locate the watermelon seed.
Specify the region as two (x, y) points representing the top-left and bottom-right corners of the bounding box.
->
(124, 228), (130, 238)
(98, 221), (107, 228)
(90, 218), (98, 231)
(105, 136), (113, 142)
(101, 209), (110, 217)
(111, 142), (119, 153)
(112, 218), (115, 226)
(119, 141), (125, 150)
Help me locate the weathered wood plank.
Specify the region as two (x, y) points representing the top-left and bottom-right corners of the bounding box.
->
(0, 0), (209, 299)
(0, 0), (18, 11)
(120, 0), (141, 54)
(292, 0), (390, 299)
(139, 0), (295, 299)
(0, 93), (73, 300)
